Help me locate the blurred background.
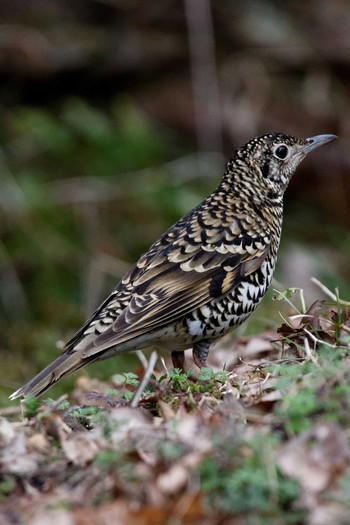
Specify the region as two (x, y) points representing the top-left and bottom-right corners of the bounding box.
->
(1, 0), (349, 402)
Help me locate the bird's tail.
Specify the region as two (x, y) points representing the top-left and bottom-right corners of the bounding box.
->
(9, 350), (91, 400)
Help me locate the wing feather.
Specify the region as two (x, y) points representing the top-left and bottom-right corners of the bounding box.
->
(65, 199), (272, 357)
(82, 236), (270, 357)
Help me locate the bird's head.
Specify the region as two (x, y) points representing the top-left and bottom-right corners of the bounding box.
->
(234, 132), (337, 194)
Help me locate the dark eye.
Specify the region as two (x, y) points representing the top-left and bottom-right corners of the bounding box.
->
(274, 145), (289, 160)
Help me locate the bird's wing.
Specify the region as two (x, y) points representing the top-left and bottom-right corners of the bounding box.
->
(81, 219), (272, 357)
(62, 212), (192, 352)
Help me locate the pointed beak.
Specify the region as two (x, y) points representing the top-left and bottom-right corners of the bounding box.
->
(301, 134), (338, 154)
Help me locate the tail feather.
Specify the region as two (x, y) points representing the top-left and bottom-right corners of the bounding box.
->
(9, 351), (91, 400)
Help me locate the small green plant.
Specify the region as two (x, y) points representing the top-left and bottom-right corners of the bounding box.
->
(268, 340), (350, 435)
(273, 286), (307, 314)
(23, 395), (41, 417)
(108, 372), (140, 400)
(94, 448), (122, 471)
(154, 366), (238, 414)
(112, 372), (140, 388)
(168, 367), (193, 391)
(69, 405), (101, 428)
(45, 398), (71, 411)
(166, 366), (232, 395)
(0, 476), (16, 501)
(199, 434), (304, 522)
(197, 367), (216, 381)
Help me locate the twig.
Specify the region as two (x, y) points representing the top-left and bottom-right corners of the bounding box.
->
(273, 288), (302, 315)
(303, 328), (337, 350)
(0, 405), (22, 416)
(136, 350), (148, 369)
(311, 277), (337, 300)
(160, 356), (169, 374)
(131, 351), (158, 408)
(303, 336), (319, 365)
(311, 277), (350, 306)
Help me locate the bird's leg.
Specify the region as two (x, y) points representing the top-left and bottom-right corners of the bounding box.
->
(192, 340), (211, 368)
(171, 350), (185, 371)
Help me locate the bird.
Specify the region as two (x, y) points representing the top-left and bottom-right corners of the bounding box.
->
(10, 132), (337, 400)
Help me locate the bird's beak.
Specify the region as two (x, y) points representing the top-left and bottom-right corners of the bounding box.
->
(301, 134), (338, 154)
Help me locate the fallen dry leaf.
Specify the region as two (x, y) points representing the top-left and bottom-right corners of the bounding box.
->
(279, 422), (350, 506)
(28, 509), (74, 525)
(156, 463), (189, 495)
(0, 417), (16, 447)
(308, 502), (350, 525)
(1, 431), (39, 475)
(27, 432), (50, 453)
(60, 432), (100, 466)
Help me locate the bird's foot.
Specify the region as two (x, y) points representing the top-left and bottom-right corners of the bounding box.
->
(192, 340), (210, 369)
(171, 350), (185, 371)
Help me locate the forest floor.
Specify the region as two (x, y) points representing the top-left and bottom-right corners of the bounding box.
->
(1, 285), (350, 525)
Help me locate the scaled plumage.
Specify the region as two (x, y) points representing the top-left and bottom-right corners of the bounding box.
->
(10, 132), (337, 399)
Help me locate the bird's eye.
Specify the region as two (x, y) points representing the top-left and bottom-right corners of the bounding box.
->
(274, 145), (289, 160)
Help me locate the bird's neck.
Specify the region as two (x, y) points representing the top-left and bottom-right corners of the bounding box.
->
(220, 162), (283, 207)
